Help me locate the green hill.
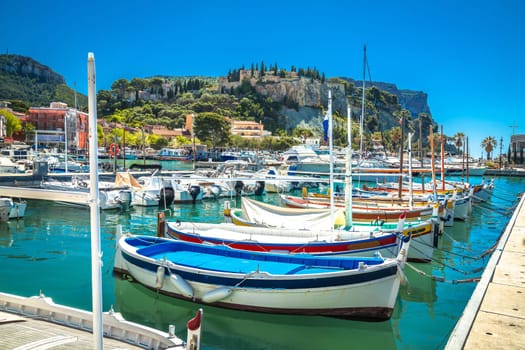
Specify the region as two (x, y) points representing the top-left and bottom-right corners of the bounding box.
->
(0, 54), (87, 111)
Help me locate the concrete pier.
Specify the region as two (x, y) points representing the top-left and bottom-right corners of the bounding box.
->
(445, 193), (525, 349)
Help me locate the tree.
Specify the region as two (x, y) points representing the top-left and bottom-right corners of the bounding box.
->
(111, 78), (129, 99)
(481, 136), (497, 160)
(453, 132), (465, 155)
(0, 109), (22, 137)
(193, 112), (231, 149)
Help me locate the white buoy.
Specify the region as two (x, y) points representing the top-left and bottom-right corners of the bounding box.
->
(155, 266), (165, 289)
(202, 286), (233, 303)
(169, 273), (194, 298)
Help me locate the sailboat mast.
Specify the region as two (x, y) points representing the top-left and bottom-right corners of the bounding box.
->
(408, 132), (413, 209)
(328, 90), (334, 227)
(360, 44), (366, 158)
(430, 126), (437, 199)
(441, 125), (445, 191)
(345, 103), (353, 227)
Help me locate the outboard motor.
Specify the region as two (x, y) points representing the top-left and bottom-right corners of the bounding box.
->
(118, 190), (133, 211)
(159, 187), (175, 208)
(234, 181), (244, 196)
(189, 185), (201, 203)
(255, 181), (265, 196)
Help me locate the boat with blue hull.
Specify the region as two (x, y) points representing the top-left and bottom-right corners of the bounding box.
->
(114, 233), (410, 321)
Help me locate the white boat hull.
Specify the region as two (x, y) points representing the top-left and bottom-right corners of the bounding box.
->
(115, 235), (406, 320)
(124, 260), (401, 318)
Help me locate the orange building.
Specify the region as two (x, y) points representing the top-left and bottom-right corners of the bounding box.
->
(230, 119), (265, 138)
(27, 102), (89, 150)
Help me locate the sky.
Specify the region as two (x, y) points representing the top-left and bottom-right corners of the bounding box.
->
(2, 0), (524, 158)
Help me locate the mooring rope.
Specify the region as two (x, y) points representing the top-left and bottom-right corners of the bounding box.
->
(405, 262), (481, 284)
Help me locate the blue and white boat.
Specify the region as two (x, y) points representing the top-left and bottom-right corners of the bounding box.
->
(114, 233), (410, 321)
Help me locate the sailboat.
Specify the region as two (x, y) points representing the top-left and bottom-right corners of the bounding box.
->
(165, 92), (438, 262)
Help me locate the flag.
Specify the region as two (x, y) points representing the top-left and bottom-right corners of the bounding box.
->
(322, 112), (329, 142)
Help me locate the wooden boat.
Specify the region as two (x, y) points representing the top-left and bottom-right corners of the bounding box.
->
(114, 233), (410, 321)
(279, 194), (439, 222)
(166, 211), (437, 262)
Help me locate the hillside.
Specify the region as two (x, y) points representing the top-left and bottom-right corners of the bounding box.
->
(0, 54), (87, 111)
(0, 55), (441, 152)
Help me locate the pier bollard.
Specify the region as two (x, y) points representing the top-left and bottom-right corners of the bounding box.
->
(157, 212), (165, 237)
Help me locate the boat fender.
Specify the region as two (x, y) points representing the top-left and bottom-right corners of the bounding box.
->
(202, 286), (233, 303)
(223, 201), (231, 217)
(169, 273), (194, 298)
(155, 266), (166, 289)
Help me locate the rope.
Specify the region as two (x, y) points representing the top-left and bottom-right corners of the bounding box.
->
(440, 230), (470, 247)
(405, 263), (480, 284)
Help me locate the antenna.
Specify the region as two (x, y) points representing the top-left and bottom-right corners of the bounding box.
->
(74, 82), (78, 110)
(509, 121), (518, 135)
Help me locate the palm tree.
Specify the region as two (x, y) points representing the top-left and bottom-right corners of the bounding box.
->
(453, 132), (465, 155)
(481, 136), (497, 160)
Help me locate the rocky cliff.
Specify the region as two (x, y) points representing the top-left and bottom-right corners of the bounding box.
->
(1, 54), (65, 85)
(219, 72), (433, 132)
(0, 54), (86, 108)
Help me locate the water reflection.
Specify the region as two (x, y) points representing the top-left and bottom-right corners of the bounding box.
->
(114, 278), (396, 350)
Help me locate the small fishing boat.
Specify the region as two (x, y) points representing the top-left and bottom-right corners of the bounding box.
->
(114, 233), (410, 321)
(166, 210), (436, 262)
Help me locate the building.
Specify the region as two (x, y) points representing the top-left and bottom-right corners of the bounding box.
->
(0, 101), (29, 143)
(510, 134), (525, 164)
(27, 102), (89, 151)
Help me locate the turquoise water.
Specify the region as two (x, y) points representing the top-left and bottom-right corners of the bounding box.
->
(1, 175), (524, 349)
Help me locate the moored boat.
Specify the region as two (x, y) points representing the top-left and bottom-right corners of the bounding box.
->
(114, 233), (410, 321)
(0, 197), (13, 222)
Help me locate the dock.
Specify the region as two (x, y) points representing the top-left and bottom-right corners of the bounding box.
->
(0, 292), (187, 349)
(445, 192), (525, 349)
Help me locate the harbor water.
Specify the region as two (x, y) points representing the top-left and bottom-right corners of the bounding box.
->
(1, 174), (524, 350)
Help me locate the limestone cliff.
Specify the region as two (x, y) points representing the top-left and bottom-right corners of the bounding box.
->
(1, 54), (65, 85)
(219, 72), (433, 131)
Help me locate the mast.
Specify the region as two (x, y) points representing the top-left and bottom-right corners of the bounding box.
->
(344, 103), (353, 227)
(397, 115), (405, 199)
(466, 136), (470, 183)
(328, 90), (334, 228)
(408, 132), (413, 209)
(87, 52), (103, 350)
(360, 44), (366, 159)
(430, 126), (437, 199)
(440, 125), (445, 191)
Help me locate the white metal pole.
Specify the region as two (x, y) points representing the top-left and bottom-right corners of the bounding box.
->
(328, 90), (334, 228)
(360, 44), (366, 158)
(64, 113), (68, 173)
(344, 104), (352, 227)
(408, 132), (413, 209)
(87, 52), (103, 350)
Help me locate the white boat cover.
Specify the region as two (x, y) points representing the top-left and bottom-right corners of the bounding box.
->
(240, 197), (344, 230)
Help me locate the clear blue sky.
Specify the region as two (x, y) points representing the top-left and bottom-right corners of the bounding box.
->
(3, 0), (524, 158)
